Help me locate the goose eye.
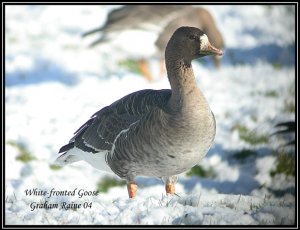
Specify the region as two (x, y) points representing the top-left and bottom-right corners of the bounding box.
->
(189, 35), (196, 40)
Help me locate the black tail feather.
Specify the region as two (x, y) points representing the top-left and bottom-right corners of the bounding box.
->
(58, 142), (75, 153)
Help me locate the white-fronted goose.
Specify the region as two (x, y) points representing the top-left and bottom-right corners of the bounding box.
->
(82, 5), (189, 46)
(56, 27), (223, 198)
(83, 6), (224, 81)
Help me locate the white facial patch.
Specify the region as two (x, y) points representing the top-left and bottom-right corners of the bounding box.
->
(200, 34), (209, 50)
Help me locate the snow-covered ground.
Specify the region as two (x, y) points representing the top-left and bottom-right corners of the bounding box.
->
(4, 5), (296, 225)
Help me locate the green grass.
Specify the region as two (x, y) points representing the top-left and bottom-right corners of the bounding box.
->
(7, 140), (36, 163)
(118, 59), (142, 75)
(232, 149), (257, 163)
(272, 62), (282, 70)
(250, 89), (279, 97)
(186, 164), (216, 178)
(282, 100), (295, 113)
(270, 152), (295, 177)
(49, 164), (62, 170)
(232, 124), (269, 145)
(96, 176), (126, 193)
(281, 81), (295, 113)
(264, 90), (279, 97)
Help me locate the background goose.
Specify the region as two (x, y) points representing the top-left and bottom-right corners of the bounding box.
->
(82, 5), (224, 81)
(82, 5), (189, 46)
(155, 7), (225, 76)
(56, 26), (223, 198)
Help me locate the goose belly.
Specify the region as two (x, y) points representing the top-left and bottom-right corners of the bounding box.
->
(107, 126), (215, 178)
(144, 139), (213, 177)
(106, 107), (216, 178)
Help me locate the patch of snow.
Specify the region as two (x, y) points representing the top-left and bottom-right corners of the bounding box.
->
(4, 4), (295, 225)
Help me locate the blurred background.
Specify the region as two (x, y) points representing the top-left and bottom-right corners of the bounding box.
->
(5, 5), (295, 205)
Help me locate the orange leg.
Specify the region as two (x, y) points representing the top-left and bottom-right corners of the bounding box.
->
(165, 175), (177, 195)
(165, 183), (175, 195)
(138, 59), (153, 81)
(127, 182), (138, 198)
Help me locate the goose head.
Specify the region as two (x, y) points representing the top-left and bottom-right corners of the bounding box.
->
(165, 26), (223, 63)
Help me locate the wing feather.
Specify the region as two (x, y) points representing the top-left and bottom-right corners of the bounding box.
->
(59, 89), (171, 153)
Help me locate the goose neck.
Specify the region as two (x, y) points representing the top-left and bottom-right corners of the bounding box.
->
(166, 58), (201, 110)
